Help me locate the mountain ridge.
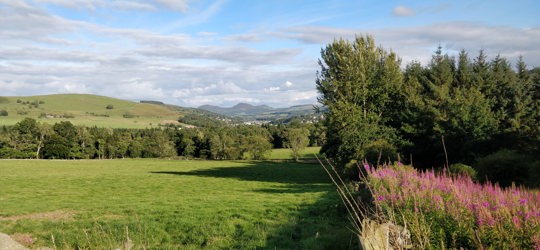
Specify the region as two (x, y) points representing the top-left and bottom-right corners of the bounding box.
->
(198, 102), (317, 120)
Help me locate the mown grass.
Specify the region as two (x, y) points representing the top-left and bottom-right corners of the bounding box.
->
(0, 94), (182, 128)
(0, 159), (354, 249)
(269, 147), (321, 160)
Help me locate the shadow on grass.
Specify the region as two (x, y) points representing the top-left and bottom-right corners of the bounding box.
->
(150, 161), (329, 185)
(150, 161), (358, 249)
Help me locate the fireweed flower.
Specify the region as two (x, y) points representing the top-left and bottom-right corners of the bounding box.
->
(365, 165), (540, 248)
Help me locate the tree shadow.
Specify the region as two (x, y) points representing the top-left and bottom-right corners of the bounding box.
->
(150, 161), (330, 185)
(150, 160), (358, 249)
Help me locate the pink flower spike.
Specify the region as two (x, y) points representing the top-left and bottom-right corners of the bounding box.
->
(363, 163), (371, 172)
(512, 216), (521, 229)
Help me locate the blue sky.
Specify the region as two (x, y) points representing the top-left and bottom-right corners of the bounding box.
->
(1, 0), (539, 107)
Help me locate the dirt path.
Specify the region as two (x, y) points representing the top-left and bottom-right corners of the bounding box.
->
(0, 233), (29, 250)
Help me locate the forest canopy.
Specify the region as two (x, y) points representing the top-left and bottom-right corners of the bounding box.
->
(317, 35), (539, 186)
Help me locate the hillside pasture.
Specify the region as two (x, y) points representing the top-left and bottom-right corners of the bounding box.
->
(0, 159), (354, 249)
(0, 94), (182, 128)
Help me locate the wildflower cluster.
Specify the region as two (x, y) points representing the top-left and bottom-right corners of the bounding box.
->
(364, 163), (540, 249)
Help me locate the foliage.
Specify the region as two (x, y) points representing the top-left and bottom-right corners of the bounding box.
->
(42, 134), (70, 159)
(316, 35), (403, 167)
(284, 127), (310, 161)
(178, 112), (227, 128)
(364, 164), (540, 249)
(475, 149), (539, 187)
(449, 163), (477, 180)
(316, 35), (539, 186)
(105, 104), (114, 109)
(362, 139), (398, 166)
(0, 159), (354, 249)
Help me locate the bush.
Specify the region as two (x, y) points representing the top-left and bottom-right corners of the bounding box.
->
(475, 149), (531, 187)
(106, 104), (114, 109)
(0, 97), (9, 103)
(0, 110), (8, 116)
(449, 163), (477, 180)
(123, 112), (137, 118)
(363, 139), (397, 165)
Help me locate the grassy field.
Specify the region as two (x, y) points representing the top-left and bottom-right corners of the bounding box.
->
(268, 147), (321, 160)
(0, 94), (182, 128)
(0, 159), (354, 249)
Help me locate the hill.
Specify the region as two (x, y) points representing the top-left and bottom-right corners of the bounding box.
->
(198, 103), (319, 121)
(0, 94), (184, 128)
(199, 103), (273, 116)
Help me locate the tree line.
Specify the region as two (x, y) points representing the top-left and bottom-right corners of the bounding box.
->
(0, 118), (324, 160)
(317, 35), (539, 186)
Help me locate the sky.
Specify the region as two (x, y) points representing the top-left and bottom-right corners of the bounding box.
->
(1, 0), (539, 108)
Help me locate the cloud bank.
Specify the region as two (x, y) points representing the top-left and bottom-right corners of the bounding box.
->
(0, 1), (538, 108)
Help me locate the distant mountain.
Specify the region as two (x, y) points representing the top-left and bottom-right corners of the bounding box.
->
(199, 103), (273, 116)
(198, 103), (319, 121)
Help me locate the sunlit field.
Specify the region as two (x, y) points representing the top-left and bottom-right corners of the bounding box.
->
(268, 146), (321, 160)
(0, 158), (354, 249)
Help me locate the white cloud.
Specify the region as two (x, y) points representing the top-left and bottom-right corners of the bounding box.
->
(392, 6), (416, 17)
(264, 86), (280, 92)
(284, 81), (293, 88)
(107, 78), (166, 100)
(2, 1), (536, 110)
(153, 0), (191, 12)
(32, 0), (191, 12)
(172, 81), (246, 98)
(289, 90), (317, 102)
(278, 23), (540, 67)
(33, 0), (99, 10)
(160, 0), (228, 31)
(111, 1), (157, 12)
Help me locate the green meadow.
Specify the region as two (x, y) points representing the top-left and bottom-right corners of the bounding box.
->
(268, 147), (321, 160)
(0, 94), (182, 128)
(0, 159), (354, 249)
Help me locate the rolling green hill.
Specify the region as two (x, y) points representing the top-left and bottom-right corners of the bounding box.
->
(0, 94), (184, 128)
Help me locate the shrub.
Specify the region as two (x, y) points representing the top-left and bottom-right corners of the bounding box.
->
(123, 112), (137, 118)
(16, 99), (22, 103)
(106, 104), (114, 109)
(0, 110), (8, 116)
(362, 139), (397, 165)
(29, 100), (39, 108)
(0, 97), (9, 103)
(449, 163), (477, 180)
(475, 149), (530, 187)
